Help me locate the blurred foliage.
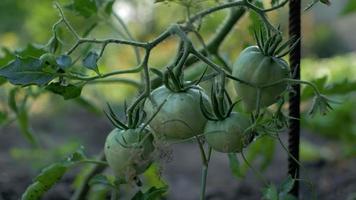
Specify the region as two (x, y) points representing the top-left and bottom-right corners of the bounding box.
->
(10, 140), (82, 169)
(301, 53), (356, 158)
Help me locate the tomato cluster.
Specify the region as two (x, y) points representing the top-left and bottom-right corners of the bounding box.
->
(103, 31), (295, 181)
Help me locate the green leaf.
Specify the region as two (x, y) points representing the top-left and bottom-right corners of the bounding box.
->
(0, 57), (55, 86)
(342, 0), (356, 15)
(83, 51), (100, 74)
(262, 184), (279, 200)
(15, 43), (46, 58)
(131, 186), (168, 200)
(67, 146), (87, 162)
(0, 47), (15, 67)
(103, 0), (115, 15)
(301, 76), (327, 99)
(46, 83), (82, 100)
(89, 174), (118, 188)
(8, 88), (18, 113)
(308, 95), (334, 116)
(34, 163), (68, 186)
(21, 148), (92, 200)
(67, 0), (98, 18)
(56, 55), (72, 70)
(228, 153), (243, 178)
(0, 77), (6, 85)
(271, 0), (280, 6)
(0, 111), (7, 126)
(18, 108), (38, 147)
(280, 193), (298, 200)
(279, 175), (295, 195)
(22, 163), (68, 200)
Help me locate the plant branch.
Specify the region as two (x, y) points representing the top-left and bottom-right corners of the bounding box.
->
(71, 152), (106, 200)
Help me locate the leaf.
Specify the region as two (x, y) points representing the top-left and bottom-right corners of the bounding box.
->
(21, 163), (68, 200)
(342, 0), (356, 15)
(67, 146), (87, 162)
(46, 83), (82, 100)
(15, 44), (46, 58)
(83, 51), (100, 74)
(280, 194), (298, 200)
(228, 153), (243, 178)
(301, 76), (327, 99)
(104, 0), (115, 15)
(0, 47), (15, 67)
(18, 108), (38, 147)
(0, 57), (55, 86)
(8, 88), (18, 113)
(89, 174), (116, 188)
(279, 175), (295, 195)
(0, 111), (7, 126)
(131, 186), (168, 200)
(56, 55), (72, 70)
(67, 0), (98, 18)
(271, 0), (280, 6)
(21, 148), (92, 200)
(263, 184), (279, 200)
(308, 95), (334, 116)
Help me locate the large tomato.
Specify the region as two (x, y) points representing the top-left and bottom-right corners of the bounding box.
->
(104, 128), (154, 178)
(232, 46), (290, 111)
(144, 85), (209, 140)
(204, 112), (253, 153)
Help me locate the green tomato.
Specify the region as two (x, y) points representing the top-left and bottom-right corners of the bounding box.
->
(104, 128), (154, 178)
(144, 85), (209, 140)
(204, 112), (253, 153)
(232, 46), (290, 111)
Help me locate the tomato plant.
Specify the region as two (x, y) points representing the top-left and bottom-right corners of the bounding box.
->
(0, 0), (335, 199)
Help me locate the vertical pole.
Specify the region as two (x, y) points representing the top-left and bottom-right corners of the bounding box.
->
(288, 0), (301, 197)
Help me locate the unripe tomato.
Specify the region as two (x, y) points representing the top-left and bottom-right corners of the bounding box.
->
(144, 85), (209, 140)
(232, 46), (290, 111)
(104, 128), (154, 178)
(204, 112), (253, 153)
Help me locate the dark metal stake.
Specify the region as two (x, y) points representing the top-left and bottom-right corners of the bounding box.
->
(288, 0), (301, 197)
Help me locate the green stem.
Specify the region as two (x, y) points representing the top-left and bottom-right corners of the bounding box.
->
(241, 150), (269, 186)
(71, 152), (107, 200)
(261, 78), (321, 96)
(196, 137), (211, 200)
(78, 159), (108, 166)
(85, 78), (141, 88)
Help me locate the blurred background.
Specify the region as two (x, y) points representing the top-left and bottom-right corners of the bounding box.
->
(0, 0), (355, 199)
